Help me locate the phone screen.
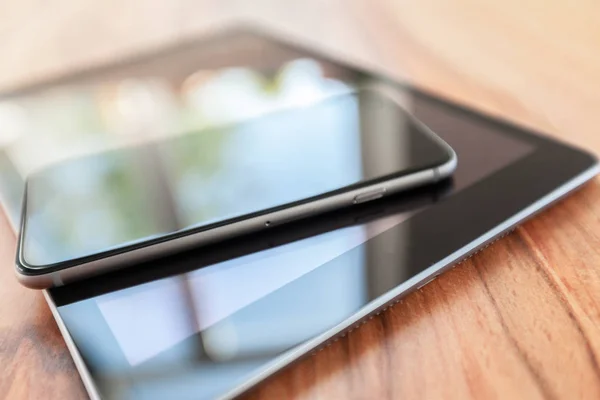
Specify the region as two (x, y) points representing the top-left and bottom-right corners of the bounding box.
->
(22, 87), (451, 267)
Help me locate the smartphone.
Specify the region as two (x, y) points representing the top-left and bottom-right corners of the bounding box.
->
(15, 86), (455, 288)
(16, 86), (456, 288)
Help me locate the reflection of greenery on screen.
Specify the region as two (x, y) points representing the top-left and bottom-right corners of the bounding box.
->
(27, 151), (167, 262)
(162, 126), (229, 228)
(103, 159), (162, 241)
(19, 58), (353, 264)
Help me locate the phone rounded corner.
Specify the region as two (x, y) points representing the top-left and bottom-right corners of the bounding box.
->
(14, 255), (55, 289)
(14, 267), (54, 290)
(436, 149), (458, 180)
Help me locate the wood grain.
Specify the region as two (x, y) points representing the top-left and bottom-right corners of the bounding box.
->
(1, 1), (600, 399)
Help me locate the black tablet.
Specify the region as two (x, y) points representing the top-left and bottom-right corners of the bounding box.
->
(36, 29), (598, 400)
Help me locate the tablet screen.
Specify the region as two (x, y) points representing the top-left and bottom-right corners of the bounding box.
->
(52, 82), (537, 400)
(89, 95), (533, 365)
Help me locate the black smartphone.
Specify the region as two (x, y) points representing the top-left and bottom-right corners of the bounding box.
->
(9, 38), (455, 288)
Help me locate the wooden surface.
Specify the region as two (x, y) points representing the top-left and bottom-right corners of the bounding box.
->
(1, 1), (600, 398)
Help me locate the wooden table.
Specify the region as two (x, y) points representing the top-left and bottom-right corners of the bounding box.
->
(2, 1), (600, 398)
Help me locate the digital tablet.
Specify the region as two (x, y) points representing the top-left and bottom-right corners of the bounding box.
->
(27, 29), (600, 399)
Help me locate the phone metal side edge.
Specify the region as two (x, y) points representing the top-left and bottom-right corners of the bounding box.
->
(43, 163), (599, 400)
(17, 161), (453, 289)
